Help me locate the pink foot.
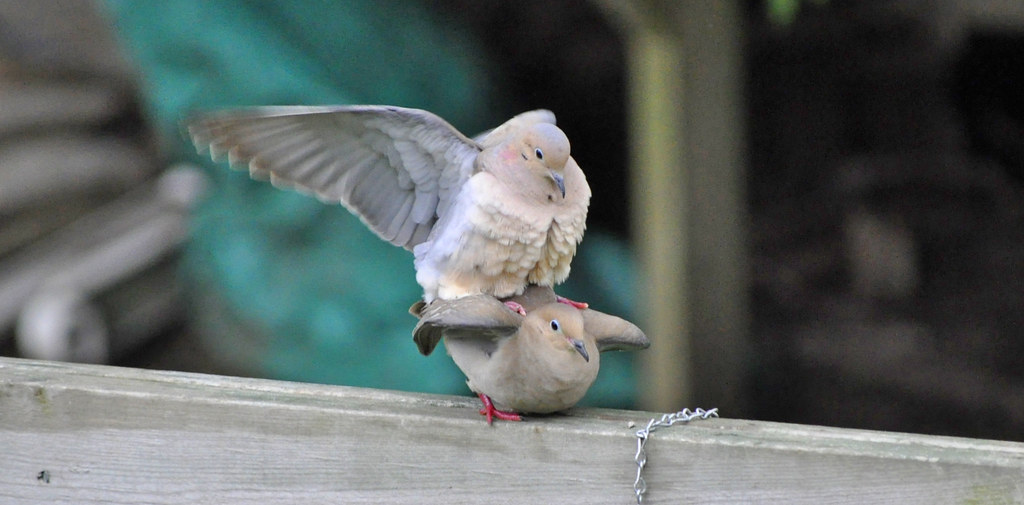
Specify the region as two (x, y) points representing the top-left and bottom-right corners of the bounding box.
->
(556, 295), (589, 310)
(477, 393), (521, 424)
(503, 300), (527, 316)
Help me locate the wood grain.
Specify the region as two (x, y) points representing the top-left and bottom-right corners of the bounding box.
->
(2, 357), (1023, 504)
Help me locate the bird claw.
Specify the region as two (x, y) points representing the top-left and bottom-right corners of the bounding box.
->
(477, 393), (522, 424)
(556, 295), (588, 310)
(503, 300), (527, 316)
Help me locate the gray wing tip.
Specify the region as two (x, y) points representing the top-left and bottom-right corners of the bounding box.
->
(583, 309), (650, 352)
(409, 301), (439, 356)
(412, 322), (443, 356)
(410, 295), (522, 356)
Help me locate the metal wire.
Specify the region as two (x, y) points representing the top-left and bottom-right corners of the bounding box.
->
(633, 407), (719, 504)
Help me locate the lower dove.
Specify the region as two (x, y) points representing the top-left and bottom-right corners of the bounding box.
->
(187, 106), (590, 312)
(411, 285), (650, 424)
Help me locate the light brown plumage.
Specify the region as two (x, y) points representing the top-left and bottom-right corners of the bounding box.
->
(187, 105), (590, 303)
(411, 286), (649, 417)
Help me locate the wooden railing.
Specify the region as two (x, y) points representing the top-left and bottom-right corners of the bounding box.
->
(2, 357), (1023, 504)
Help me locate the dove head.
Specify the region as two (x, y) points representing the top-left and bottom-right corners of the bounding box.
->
(486, 122), (572, 201)
(524, 304), (592, 364)
(523, 123), (571, 171)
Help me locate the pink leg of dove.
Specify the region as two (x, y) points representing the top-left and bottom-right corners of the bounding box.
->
(503, 300), (527, 316)
(477, 393), (521, 424)
(506, 297), (587, 316)
(556, 295), (588, 310)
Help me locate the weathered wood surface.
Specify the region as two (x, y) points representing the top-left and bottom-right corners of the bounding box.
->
(2, 357), (1023, 504)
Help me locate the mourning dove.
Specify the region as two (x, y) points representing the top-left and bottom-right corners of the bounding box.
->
(411, 285), (649, 423)
(187, 106), (591, 307)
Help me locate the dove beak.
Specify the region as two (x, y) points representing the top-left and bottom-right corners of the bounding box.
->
(569, 338), (589, 362)
(550, 172), (566, 198)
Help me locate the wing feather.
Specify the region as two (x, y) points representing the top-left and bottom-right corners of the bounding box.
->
(411, 295), (521, 356)
(385, 197), (416, 241)
(187, 105), (481, 250)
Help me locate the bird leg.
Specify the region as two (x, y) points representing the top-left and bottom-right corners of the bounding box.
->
(477, 393), (522, 424)
(503, 300), (527, 316)
(556, 295), (589, 310)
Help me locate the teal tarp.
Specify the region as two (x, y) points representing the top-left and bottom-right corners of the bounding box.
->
(104, 0), (640, 407)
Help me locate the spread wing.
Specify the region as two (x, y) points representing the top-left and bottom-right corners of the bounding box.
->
(412, 295), (521, 356)
(187, 105), (480, 250)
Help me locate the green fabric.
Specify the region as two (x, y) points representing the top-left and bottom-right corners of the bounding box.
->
(104, 0), (641, 407)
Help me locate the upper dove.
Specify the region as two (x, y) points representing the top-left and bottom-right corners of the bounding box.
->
(187, 106), (591, 303)
(411, 285), (649, 423)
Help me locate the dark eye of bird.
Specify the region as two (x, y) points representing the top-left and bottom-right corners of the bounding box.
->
(550, 319), (560, 331)
(535, 148), (544, 160)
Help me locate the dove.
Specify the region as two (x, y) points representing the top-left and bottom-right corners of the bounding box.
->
(187, 106), (591, 309)
(411, 285), (650, 424)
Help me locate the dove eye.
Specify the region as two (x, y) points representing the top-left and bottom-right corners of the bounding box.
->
(550, 319), (560, 332)
(535, 148), (544, 160)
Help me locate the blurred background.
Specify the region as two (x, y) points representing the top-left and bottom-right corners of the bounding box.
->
(1, 0), (1022, 442)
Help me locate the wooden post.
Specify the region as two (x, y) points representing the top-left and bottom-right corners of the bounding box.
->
(599, 1), (750, 413)
(2, 358), (1024, 504)
(627, 19), (694, 414)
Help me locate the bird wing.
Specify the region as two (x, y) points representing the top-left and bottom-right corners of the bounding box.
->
(411, 295), (521, 356)
(187, 105), (480, 250)
(582, 309), (650, 352)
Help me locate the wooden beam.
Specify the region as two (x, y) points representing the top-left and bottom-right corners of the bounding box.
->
(674, 0), (750, 415)
(599, 0), (750, 413)
(2, 358), (1024, 504)
(626, 21), (693, 414)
